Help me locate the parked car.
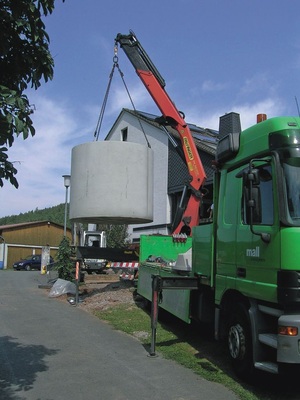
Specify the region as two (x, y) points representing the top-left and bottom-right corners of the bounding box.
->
(13, 254), (54, 271)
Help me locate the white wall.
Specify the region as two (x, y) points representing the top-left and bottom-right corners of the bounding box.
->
(106, 111), (170, 241)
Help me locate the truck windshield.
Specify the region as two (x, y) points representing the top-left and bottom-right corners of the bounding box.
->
(282, 156), (300, 224)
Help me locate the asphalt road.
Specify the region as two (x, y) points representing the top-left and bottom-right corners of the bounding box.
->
(0, 271), (238, 400)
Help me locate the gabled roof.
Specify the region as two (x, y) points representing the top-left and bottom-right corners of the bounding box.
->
(105, 108), (218, 156)
(0, 220), (65, 231)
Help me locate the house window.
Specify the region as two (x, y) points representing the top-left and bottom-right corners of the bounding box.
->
(121, 127), (128, 142)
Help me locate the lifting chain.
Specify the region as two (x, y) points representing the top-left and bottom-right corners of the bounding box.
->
(93, 52), (117, 141)
(94, 42), (151, 148)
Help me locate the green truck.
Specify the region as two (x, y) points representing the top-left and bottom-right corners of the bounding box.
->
(137, 113), (300, 377)
(114, 31), (300, 377)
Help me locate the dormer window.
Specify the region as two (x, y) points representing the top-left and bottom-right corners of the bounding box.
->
(121, 127), (128, 142)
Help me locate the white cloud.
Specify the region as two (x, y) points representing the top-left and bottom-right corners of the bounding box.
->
(187, 96), (285, 131)
(201, 80), (228, 93)
(107, 81), (156, 115)
(237, 98), (285, 129)
(1, 95), (80, 217)
(239, 73), (279, 99)
(86, 80), (157, 141)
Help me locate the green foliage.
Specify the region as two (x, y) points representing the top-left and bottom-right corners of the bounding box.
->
(0, 0), (64, 187)
(54, 236), (74, 281)
(0, 203), (69, 227)
(0, 142), (19, 188)
(98, 224), (130, 248)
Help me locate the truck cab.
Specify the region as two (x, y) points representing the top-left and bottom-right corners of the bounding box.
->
(194, 113), (300, 376)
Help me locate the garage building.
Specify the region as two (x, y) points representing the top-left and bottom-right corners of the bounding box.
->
(0, 221), (72, 270)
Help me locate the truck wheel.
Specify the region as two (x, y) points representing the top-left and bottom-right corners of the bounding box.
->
(227, 304), (253, 378)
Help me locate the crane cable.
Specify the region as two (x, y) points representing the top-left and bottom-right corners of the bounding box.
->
(94, 44), (151, 149)
(93, 59), (116, 141)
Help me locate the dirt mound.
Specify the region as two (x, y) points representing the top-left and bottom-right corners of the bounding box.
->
(78, 280), (136, 312)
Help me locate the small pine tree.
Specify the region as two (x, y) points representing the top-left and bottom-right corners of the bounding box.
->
(55, 236), (74, 281)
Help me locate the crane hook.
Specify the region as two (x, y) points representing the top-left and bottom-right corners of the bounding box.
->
(113, 44), (118, 64)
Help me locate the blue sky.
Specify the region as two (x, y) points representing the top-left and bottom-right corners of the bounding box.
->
(1, 0), (300, 217)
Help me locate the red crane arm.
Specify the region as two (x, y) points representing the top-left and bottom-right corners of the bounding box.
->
(115, 32), (206, 233)
(137, 69), (206, 189)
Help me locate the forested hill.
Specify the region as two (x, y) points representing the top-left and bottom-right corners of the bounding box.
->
(0, 205), (130, 247)
(0, 204), (68, 227)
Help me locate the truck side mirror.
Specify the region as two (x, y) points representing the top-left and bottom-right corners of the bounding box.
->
(243, 186), (262, 224)
(238, 164), (271, 243)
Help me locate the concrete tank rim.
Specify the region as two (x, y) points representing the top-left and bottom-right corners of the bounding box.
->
(72, 140), (152, 151)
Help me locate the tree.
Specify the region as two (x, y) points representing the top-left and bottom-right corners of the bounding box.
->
(0, 0), (64, 188)
(55, 236), (74, 281)
(105, 224), (130, 248)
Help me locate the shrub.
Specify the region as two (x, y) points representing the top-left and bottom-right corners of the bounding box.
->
(54, 236), (75, 281)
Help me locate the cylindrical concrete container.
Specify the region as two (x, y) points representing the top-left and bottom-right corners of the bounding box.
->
(69, 141), (153, 224)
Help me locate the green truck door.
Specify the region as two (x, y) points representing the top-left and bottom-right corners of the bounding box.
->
(235, 163), (279, 303)
(216, 164), (280, 304)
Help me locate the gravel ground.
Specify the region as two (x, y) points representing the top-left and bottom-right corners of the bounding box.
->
(77, 280), (138, 312)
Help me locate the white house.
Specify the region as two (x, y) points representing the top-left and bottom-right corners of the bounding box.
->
(105, 108), (218, 242)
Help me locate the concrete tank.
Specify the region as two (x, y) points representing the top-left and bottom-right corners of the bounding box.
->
(69, 141), (153, 224)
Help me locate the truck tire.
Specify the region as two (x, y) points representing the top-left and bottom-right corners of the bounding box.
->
(227, 304), (253, 378)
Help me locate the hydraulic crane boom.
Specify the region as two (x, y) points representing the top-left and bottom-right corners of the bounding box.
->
(115, 31), (206, 233)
